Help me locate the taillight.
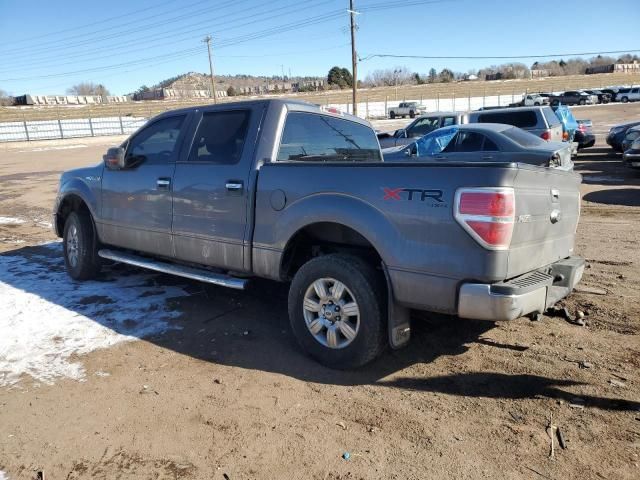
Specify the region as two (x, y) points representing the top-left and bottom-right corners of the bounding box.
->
(541, 130), (551, 141)
(578, 124), (586, 132)
(562, 131), (569, 141)
(455, 188), (515, 250)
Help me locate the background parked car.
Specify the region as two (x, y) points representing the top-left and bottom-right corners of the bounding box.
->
(549, 91), (597, 106)
(621, 125), (640, 152)
(377, 112), (466, 148)
(575, 119), (596, 149)
(606, 120), (640, 152)
(601, 88), (620, 102)
(382, 123), (573, 170)
(387, 101), (427, 119)
(617, 87), (640, 103)
(582, 90), (612, 104)
(467, 106), (563, 142)
(509, 93), (549, 107)
(623, 135), (640, 168)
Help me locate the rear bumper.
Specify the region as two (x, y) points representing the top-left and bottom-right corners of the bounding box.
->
(457, 256), (585, 321)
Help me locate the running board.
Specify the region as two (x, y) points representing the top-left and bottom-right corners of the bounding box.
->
(98, 249), (247, 290)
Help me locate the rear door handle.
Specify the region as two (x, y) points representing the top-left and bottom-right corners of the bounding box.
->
(482, 155), (493, 160)
(225, 181), (244, 192)
(157, 178), (171, 190)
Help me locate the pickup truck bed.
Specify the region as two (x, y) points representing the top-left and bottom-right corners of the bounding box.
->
(54, 99), (584, 368)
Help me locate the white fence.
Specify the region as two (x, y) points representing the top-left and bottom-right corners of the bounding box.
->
(0, 116), (147, 142)
(329, 92), (527, 118)
(0, 91), (530, 142)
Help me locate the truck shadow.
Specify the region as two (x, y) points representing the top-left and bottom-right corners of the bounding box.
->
(583, 188), (640, 206)
(1, 242), (637, 411)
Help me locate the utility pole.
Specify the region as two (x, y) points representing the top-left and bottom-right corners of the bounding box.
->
(202, 35), (217, 104)
(349, 0), (358, 116)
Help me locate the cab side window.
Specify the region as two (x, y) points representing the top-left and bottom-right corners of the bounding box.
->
(407, 117), (439, 137)
(188, 110), (251, 164)
(126, 115), (185, 165)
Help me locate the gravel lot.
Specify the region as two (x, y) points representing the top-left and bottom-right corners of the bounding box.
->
(0, 103), (639, 480)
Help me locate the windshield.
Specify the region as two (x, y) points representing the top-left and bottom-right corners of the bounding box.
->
(502, 127), (546, 148)
(415, 126), (458, 156)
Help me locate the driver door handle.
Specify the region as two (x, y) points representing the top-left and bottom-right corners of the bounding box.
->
(157, 178), (171, 190)
(225, 181), (244, 192)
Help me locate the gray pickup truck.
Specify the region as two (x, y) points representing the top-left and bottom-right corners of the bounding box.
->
(54, 99), (585, 368)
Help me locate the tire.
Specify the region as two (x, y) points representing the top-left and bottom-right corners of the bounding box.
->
(534, 102), (540, 106)
(409, 110), (415, 118)
(63, 210), (101, 280)
(622, 96), (629, 103)
(579, 99), (586, 105)
(552, 100), (559, 106)
(389, 111), (396, 119)
(288, 254), (386, 369)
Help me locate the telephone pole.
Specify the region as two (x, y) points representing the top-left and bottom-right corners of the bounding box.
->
(349, 0), (358, 116)
(202, 35), (217, 104)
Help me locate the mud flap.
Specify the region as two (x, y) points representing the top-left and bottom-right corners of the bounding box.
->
(382, 263), (411, 349)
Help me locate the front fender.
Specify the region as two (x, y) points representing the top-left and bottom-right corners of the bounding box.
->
(53, 175), (101, 236)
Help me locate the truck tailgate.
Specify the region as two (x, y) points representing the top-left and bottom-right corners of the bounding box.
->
(507, 165), (581, 278)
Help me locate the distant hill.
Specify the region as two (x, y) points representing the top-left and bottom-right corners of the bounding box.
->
(154, 72), (324, 92)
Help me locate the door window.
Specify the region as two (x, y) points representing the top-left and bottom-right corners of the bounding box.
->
(407, 117), (440, 137)
(277, 112), (381, 162)
(415, 126), (458, 156)
(451, 131), (485, 152)
(188, 110), (250, 164)
(483, 136), (499, 151)
(126, 115), (185, 165)
(441, 116), (457, 127)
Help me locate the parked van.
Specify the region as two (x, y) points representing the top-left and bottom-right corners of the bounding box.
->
(467, 106), (563, 142)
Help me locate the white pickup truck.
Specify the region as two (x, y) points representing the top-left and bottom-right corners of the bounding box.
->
(388, 101), (427, 119)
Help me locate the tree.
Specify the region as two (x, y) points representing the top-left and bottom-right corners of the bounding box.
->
(413, 72), (424, 85)
(427, 68), (437, 83)
(226, 86), (237, 96)
(0, 88), (12, 106)
(439, 68), (454, 83)
(67, 82), (110, 96)
(327, 66), (352, 89)
(136, 85), (150, 95)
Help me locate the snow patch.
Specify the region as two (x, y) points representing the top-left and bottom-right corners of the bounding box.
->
(0, 242), (188, 387)
(0, 217), (25, 225)
(0, 471), (8, 480)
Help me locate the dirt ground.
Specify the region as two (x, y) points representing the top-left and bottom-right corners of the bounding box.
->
(0, 103), (639, 479)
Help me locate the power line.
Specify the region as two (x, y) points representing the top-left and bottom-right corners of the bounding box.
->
(360, 49), (640, 61)
(0, 0), (182, 46)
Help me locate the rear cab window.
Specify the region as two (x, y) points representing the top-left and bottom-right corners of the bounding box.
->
(476, 110), (538, 129)
(277, 112), (381, 162)
(188, 110), (250, 164)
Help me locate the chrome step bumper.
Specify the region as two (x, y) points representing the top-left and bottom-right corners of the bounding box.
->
(457, 256), (585, 321)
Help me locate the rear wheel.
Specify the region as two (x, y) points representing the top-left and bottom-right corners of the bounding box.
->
(622, 96), (629, 103)
(552, 100), (559, 106)
(409, 110), (415, 118)
(63, 211), (101, 280)
(288, 254), (386, 369)
(579, 99), (586, 105)
(534, 102), (540, 106)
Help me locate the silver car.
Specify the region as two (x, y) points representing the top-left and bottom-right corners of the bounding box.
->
(467, 106), (563, 142)
(377, 112), (467, 148)
(382, 123), (573, 170)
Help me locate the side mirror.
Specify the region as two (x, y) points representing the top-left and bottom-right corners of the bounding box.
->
(404, 144), (417, 157)
(103, 147), (125, 170)
(395, 129), (407, 138)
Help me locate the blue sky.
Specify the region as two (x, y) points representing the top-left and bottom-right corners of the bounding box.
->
(0, 0), (638, 95)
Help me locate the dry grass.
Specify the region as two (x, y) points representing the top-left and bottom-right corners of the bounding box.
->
(2, 72), (639, 122)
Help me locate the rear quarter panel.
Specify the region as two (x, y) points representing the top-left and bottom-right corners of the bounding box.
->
(252, 163), (522, 312)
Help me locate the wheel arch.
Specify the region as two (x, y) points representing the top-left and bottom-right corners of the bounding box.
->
(55, 189), (97, 238)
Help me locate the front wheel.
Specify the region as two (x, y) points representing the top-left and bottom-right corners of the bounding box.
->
(288, 254), (386, 369)
(409, 110), (415, 118)
(621, 96), (629, 103)
(534, 102), (540, 106)
(389, 111), (396, 119)
(63, 211), (101, 280)
(579, 99), (586, 105)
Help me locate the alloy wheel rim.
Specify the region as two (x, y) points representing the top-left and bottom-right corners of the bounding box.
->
(67, 224), (79, 268)
(302, 277), (360, 349)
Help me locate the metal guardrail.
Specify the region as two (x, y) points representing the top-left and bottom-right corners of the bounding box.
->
(0, 116), (147, 142)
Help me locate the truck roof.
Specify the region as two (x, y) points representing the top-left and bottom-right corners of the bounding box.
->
(153, 98), (371, 127)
